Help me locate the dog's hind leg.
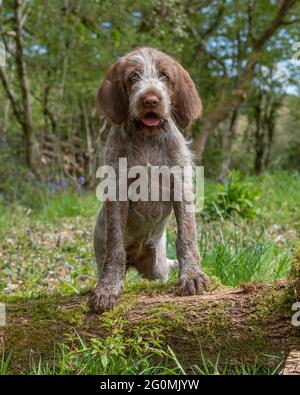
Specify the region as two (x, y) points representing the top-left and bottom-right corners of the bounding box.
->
(131, 232), (177, 282)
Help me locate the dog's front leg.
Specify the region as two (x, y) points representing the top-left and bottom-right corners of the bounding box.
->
(89, 200), (128, 313)
(173, 201), (210, 295)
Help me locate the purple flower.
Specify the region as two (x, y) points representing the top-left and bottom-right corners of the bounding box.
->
(77, 176), (85, 186)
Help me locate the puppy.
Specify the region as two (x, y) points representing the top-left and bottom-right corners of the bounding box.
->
(90, 47), (209, 313)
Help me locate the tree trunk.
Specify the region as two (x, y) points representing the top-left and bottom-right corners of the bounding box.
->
(14, 0), (41, 173)
(0, 101), (9, 146)
(82, 101), (95, 186)
(2, 281), (300, 372)
(194, 84), (249, 163)
(283, 351), (300, 375)
(253, 91), (264, 175)
(218, 108), (239, 182)
(263, 94), (283, 169)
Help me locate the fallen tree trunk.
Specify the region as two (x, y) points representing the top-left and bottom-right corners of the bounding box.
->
(283, 351), (300, 375)
(2, 280), (300, 372)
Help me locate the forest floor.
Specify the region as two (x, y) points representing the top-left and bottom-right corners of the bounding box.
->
(0, 171), (300, 374)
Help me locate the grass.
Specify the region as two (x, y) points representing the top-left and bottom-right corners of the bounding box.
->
(191, 350), (283, 375)
(256, 171), (300, 230)
(0, 170), (297, 295)
(0, 170), (299, 374)
(38, 192), (99, 222)
(1, 350), (11, 375)
(0, 334), (284, 375)
(200, 222), (292, 285)
(28, 332), (180, 375)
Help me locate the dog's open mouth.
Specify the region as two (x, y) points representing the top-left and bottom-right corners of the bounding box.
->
(142, 112), (161, 127)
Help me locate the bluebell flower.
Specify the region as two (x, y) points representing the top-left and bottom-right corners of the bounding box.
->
(132, 11), (142, 19)
(78, 176), (85, 186)
(101, 22), (112, 31)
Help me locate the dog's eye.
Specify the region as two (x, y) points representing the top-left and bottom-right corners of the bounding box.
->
(129, 72), (141, 84)
(159, 73), (169, 81)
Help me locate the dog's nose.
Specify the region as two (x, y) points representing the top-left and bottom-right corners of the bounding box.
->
(143, 95), (159, 107)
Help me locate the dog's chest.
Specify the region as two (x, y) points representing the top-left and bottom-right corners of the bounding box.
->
(127, 141), (171, 168)
(125, 141), (173, 240)
(126, 142), (174, 203)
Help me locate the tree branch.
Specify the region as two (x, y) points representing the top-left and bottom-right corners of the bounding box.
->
(253, 0), (297, 50)
(0, 65), (24, 124)
(193, 0), (297, 162)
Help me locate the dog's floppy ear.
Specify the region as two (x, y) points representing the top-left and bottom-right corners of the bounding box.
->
(97, 59), (128, 124)
(173, 63), (202, 129)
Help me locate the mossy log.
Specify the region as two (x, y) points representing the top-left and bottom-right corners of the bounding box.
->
(283, 351), (300, 375)
(1, 280), (300, 372)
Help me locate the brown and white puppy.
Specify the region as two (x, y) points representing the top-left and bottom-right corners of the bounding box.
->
(90, 47), (210, 313)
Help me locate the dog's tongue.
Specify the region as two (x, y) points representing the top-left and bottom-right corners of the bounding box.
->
(142, 114), (160, 127)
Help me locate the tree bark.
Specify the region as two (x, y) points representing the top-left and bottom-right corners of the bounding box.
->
(218, 108), (239, 182)
(283, 351), (300, 375)
(14, 0), (41, 173)
(263, 94), (283, 169)
(0, 63), (24, 125)
(2, 281), (300, 372)
(254, 91), (264, 175)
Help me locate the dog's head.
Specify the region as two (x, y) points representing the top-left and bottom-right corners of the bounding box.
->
(97, 47), (202, 132)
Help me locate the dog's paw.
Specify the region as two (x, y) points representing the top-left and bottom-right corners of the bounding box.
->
(89, 285), (121, 314)
(179, 270), (210, 296)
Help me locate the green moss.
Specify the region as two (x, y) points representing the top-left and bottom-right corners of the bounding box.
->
(124, 279), (176, 297)
(200, 302), (232, 340)
(3, 279), (298, 373)
(133, 298), (239, 361)
(138, 302), (185, 331)
(57, 303), (88, 324)
(236, 283), (298, 358)
(135, 296), (278, 364)
(254, 284), (295, 321)
(206, 275), (224, 292)
(290, 246), (300, 280)
(4, 294), (89, 369)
